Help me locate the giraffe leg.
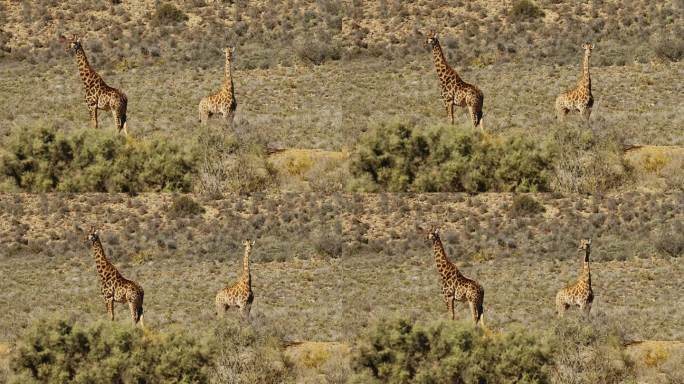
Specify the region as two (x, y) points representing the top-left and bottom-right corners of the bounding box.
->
(468, 106), (479, 129)
(469, 301), (478, 324)
(129, 301), (138, 325)
(89, 107), (98, 129)
(448, 103), (454, 125)
(112, 110), (121, 132)
(106, 298), (114, 321)
(447, 298), (456, 320)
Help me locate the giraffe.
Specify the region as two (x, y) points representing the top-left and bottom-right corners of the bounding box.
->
(85, 227), (144, 326)
(425, 31), (484, 129)
(59, 35), (128, 136)
(215, 239), (255, 318)
(556, 238), (594, 316)
(555, 43), (595, 121)
(199, 47), (237, 126)
(426, 227), (485, 324)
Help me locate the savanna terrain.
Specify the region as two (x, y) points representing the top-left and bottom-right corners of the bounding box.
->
(0, 0), (683, 383)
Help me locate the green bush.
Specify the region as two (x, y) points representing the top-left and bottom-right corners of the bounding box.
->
(509, 0), (545, 22)
(9, 318), (210, 384)
(153, 3), (188, 25)
(350, 121), (552, 193)
(351, 318), (551, 384)
(168, 195), (205, 218)
(510, 195), (546, 217)
(0, 125), (196, 193)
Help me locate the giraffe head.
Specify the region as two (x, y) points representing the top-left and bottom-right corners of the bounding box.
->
(426, 226), (440, 242)
(581, 42), (594, 56)
(85, 226), (100, 244)
(578, 238), (592, 261)
(424, 30), (439, 49)
(59, 34), (84, 55)
(243, 239), (255, 251)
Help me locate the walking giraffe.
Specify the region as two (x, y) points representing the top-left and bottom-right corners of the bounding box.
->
(199, 47), (237, 126)
(425, 30), (484, 129)
(215, 239), (255, 318)
(555, 43), (594, 121)
(59, 35), (128, 136)
(427, 227), (485, 324)
(556, 238), (594, 316)
(85, 227), (144, 326)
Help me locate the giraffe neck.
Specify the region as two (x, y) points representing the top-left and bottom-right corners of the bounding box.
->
(74, 47), (99, 88)
(578, 50), (591, 89)
(91, 238), (117, 282)
(223, 55), (234, 96)
(432, 42), (461, 85)
(241, 246), (251, 287)
(579, 248), (591, 286)
(432, 237), (459, 280)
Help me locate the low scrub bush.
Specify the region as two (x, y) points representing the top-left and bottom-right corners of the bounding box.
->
(549, 316), (635, 384)
(654, 222), (684, 257)
(9, 318), (210, 383)
(509, 0), (545, 22)
(350, 121), (553, 193)
(153, 3), (188, 25)
(510, 194), (546, 217)
(550, 127), (634, 194)
(211, 318), (295, 383)
(0, 125), (196, 193)
(168, 195), (205, 218)
(194, 128), (279, 197)
(351, 317), (551, 383)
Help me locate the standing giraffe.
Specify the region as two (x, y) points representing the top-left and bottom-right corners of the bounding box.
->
(59, 35), (128, 136)
(425, 31), (484, 129)
(426, 227), (485, 324)
(556, 238), (594, 316)
(85, 227), (144, 326)
(555, 43), (595, 121)
(199, 47), (237, 126)
(215, 239), (255, 318)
